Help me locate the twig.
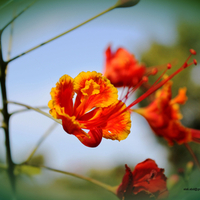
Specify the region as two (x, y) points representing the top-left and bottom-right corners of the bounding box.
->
(24, 163), (117, 194)
(7, 100), (61, 124)
(184, 143), (200, 171)
(7, 4), (117, 63)
(10, 106), (49, 116)
(25, 123), (58, 163)
(1, 0), (37, 32)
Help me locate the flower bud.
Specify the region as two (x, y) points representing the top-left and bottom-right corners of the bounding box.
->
(115, 0), (140, 8)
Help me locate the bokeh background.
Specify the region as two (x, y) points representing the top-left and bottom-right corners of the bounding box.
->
(0, 0), (200, 199)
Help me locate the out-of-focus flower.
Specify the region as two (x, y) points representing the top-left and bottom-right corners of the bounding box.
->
(48, 71), (131, 147)
(135, 78), (200, 146)
(117, 159), (168, 200)
(104, 45), (146, 87)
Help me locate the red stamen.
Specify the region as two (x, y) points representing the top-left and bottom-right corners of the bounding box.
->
(127, 50), (197, 109)
(183, 62), (188, 69)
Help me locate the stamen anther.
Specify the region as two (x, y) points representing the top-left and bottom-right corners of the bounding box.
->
(167, 63), (172, 69)
(190, 49), (196, 55)
(142, 76), (148, 82)
(193, 59), (197, 65)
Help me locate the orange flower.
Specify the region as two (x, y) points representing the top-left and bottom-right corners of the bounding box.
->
(135, 79), (200, 146)
(104, 45), (146, 87)
(117, 159), (168, 200)
(48, 71), (131, 147)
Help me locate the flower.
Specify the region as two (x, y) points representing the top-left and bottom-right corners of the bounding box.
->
(135, 78), (200, 146)
(104, 45), (146, 87)
(48, 71), (131, 147)
(117, 159), (168, 200)
(48, 50), (197, 147)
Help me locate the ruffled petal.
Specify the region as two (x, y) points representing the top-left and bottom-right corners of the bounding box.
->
(48, 75), (74, 118)
(74, 71), (118, 113)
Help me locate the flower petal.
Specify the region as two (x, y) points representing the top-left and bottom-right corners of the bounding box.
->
(48, 75), (74, 118)
(77, 129), (103, 147)
(74, 71), (118, 112)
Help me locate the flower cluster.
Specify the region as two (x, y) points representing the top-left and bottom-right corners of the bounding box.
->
(48, 45), (197, 199)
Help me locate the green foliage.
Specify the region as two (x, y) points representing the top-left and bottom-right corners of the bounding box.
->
(14, 165), (41, 177)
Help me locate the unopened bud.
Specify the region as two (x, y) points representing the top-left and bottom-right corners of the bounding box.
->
(186, 161), (194, 171)
(115, 0), (140, 8)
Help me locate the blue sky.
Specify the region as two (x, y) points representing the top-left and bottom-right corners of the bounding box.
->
(0, 0), (199, 175)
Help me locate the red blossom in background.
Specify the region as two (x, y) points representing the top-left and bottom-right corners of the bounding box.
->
(104, 45), (146, 87)
(135, 79), (200, 146)
(117, 159), (168, 200)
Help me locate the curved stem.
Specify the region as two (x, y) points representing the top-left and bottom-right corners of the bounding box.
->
(1, 0), (37, 32)
(10, 106), (49, 116)
(24, 123), (57, 164)
(184, 143), (200, 171)
(7, 4), (117, 63)
(7, 101), (61, 124)
(25, 163), (117, 194)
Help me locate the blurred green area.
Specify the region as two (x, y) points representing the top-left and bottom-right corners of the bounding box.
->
(1, 158), (200, 200)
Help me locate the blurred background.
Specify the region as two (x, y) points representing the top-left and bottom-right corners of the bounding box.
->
(0, 0), (200, 199)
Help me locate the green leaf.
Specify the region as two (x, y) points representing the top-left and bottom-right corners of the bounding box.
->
(14, 165), (41, 177)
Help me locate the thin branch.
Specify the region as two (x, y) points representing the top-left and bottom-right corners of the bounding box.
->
(0, 0), (13, 11)
(25, 122), (58, 163)
(24, 163), (117, 194)
(5, 7), (16, 76)
(7, 101), (61, 124)
(10, 106), (48, 116)
(184, 143), (200, 171)
(1, 0), (37, 32)
(7, 4), (117, 63)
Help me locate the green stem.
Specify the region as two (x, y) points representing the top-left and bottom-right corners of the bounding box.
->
(24, 123), (57, 164)
(7, 101), (61, 124)
(184, 143), (200, 171)
(25, 164), (117, 194)
(7, 4), (117, 63)
(10, 106), (48, 116)
(1, 0), (37, 32)
(0, 0), (13, 11)
(0, 32), (16, 197)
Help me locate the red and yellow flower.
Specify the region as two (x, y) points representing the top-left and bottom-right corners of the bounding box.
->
(48, 71), (131, 147)
(135, 78), (200, 146)
(117, 159), (168, 200)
